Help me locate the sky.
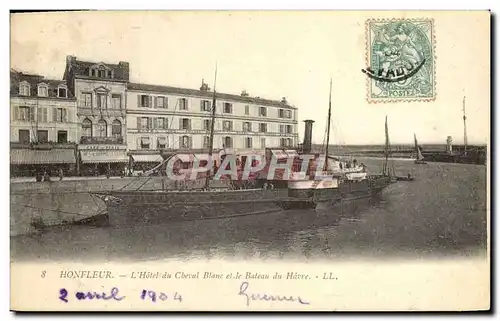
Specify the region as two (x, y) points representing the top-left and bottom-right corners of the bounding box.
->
(10, 11), (490, 145)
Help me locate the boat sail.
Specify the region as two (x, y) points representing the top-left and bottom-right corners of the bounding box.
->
(413, 133), (427, 164)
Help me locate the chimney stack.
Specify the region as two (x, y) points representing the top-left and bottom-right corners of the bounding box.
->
(241, 90), (249, 97)
(118, 61), (130, 81)
(302, 120), (315, 154)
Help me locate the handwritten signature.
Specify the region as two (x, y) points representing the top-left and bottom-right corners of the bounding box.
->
(238, 281), (310, 307)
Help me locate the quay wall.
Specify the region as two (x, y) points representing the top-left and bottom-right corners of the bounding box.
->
(10, 177), (225, 237)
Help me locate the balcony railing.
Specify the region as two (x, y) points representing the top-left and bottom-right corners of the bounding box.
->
(79, 136), (124, 144)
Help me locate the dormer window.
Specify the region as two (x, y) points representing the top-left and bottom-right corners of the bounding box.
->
(57, 85), (68, 98)
(37, 83), (48, 97)
(19, 82), (30, 96)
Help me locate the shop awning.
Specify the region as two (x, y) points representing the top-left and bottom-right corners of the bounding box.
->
(141, 137), (151, 144)
(157, 137), (167, 145)
(10, 149), (76, 165)
(80, 150), (129, 164)
(132, 154), (163, 163)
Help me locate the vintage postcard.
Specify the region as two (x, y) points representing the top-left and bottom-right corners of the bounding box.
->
(9, 10), (490, 311)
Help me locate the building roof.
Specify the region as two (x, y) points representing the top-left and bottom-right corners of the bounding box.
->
(128, 82), (296, 109)
(10, 70), (74, 99)
(65, 56), (129, 82)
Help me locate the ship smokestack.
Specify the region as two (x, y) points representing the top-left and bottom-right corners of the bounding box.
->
(302, 120), (315, 153)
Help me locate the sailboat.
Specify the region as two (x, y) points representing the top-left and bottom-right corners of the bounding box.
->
(413, 133), (427, 164)
(94, 77), (394, 226)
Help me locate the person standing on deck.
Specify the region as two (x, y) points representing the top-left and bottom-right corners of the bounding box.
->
(58, 168), (64, 181)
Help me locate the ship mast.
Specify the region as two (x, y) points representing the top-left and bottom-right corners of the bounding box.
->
(204, 64), (218, 190)
(383, 115), (391, 177)
(324, 78), (332, 171)
(462, 96), (468, 156)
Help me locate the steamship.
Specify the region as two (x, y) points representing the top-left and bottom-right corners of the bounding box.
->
(94, 76), (393, 227)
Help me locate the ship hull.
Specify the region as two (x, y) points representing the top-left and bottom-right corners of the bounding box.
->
(275, 175), (392, 210)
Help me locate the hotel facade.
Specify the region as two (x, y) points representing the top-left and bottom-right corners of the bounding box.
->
(126, 81), (299, 165)
(10, 55), (299, 176)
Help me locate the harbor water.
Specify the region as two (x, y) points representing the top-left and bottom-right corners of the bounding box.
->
(10, 157), (488, 262)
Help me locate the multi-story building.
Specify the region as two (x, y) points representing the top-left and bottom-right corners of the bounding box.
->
(63, 56), (129, 175)
(126, 80), (299, 165)
(10, 70), (78, 177)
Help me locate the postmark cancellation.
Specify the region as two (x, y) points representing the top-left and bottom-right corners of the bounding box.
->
(364, 18), (436, 103)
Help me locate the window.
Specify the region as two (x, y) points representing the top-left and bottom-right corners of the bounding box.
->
(37, 130), (48, 143)
(97, 93), (107, 109)
(259, 107), (267, 117)
(54, 108), (67, 123)
(138, 117), (150, 130)
(224, 136), (233, 148)
(57, 131), (68, 144)
(180, 135), (191, 148)
(82, 92), (92, 107)
(203, 136), (210, 148)
(181, 118), (191, 130)
(281, 138), (293, 148)
(280, 125), (285, 134)
(37, 107), (48, 123)
(245, 105), (249, 115)
(19, 82), (30, 96)
(223, 102), (232, 114)
(106, 70), (112, 78)
(98, 70), (106, 78)
(156, 118), (167, 130)
(140, 137), (150, 149)
(139, 95), (151, 108)
(112, 119), (122, 137)
(222, 120), (233, 131)
(279, 109), (285, 118)
(200, 100), (211, 111)
(245, 137), (253, 148)
(112, 94), (122, 109)
(286, 125), (292, 134)
(82, 118), (92, 137)
(97, 119), (107, 137)
(37, 84), (48, 97)
(19, 130), (30, 143)
(203, 119), (211, 130)
(261, 138), (266, 148)
(156, 96), (167, 108)
(157, 137), (167, 149)
(58, 86), (67, 98)
(243, 122), (252, 132)
(286, 110), (292, 119)
(179, 98), (188, 110)
(259, 123), (267, 133)
(18, 106), (33, 121)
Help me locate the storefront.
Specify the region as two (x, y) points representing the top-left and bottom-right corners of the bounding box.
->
(129, 152), (164, 175)
(10, 146), (77, 177)
(78, 145), (128, 176)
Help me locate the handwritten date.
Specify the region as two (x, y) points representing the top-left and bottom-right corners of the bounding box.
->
(59, 287), (182, 303)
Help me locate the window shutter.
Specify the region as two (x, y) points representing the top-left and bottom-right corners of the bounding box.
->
(137, 95), (141, 107)
(137, 117), (141, 130)
(148, 117), (153, 129)
(148, 96), (153, 108)
(29, 107), (35, 121)
(154, 97), (158, 109)
(189, 119), (192, 130)
(63, 109), (68, 122)
(164, 97), (168, 108)
(13, 106), (19, 121)
(179, 118), (182, 130)
(137, 137), (141, 149)
(200, 100), (204, 111)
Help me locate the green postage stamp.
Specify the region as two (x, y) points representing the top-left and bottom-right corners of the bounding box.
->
(364, 18), (436, 103)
